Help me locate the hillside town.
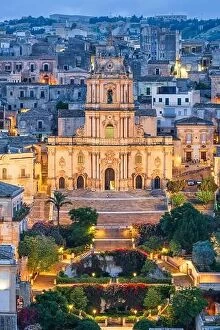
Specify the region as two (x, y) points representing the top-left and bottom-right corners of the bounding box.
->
(0, 11), (219, 330)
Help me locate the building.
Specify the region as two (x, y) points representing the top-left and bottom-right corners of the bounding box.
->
(140, 25), (180, 61)
(174, 117), (215, 167)
(47, 54), (173, 191)
(0, 136), (37, 202)
(0, 245), (17, 330)
(0, 182), (28, 248)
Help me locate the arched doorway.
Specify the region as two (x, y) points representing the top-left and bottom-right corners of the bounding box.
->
(154, 176), (161, 189)
(105, 168), (115, 190)
(59, 177), (65, 189)
(135, 175), (143, 189)
(77, 176), (84, 189)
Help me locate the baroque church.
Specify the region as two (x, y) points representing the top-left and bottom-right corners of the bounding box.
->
(47, 53), (173, 191)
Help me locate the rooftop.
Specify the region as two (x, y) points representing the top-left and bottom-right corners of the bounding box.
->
(0, 181), (23, 198)
(175, 116), (214, 126)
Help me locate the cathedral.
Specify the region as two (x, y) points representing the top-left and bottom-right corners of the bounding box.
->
(47, 54), (173, 191)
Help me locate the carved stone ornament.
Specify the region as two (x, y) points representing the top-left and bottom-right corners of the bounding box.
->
(101, 151), (120, 167)
(154, 157), (161, 168)
(135, 124), (144, 137)
(76, 126), (85, 137)
(59, 157), (66, 168)
(135, 165), (143, 173)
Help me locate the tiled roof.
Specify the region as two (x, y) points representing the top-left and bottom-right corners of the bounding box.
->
(0, 181), (23, 198)
(175, 116), (214, 126)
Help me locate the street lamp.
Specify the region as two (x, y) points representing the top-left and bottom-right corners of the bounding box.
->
(133, 272), (137, 277)
(92, 272), (95, 277)
(68, 304), (73, 313)
(92, 309), (97, 317)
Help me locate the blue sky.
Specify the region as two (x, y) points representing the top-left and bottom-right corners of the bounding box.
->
(0, 0), (219, 20)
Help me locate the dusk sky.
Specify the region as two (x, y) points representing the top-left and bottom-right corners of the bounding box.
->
(0, 0), (220, 20)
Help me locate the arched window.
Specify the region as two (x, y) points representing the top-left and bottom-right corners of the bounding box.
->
(2, 168), (7, 180)
(107, 89), (113, 104)
(135, 154), (142, 164)
(78, 153), (84, 164)
(105, 124), (114, 138)
(43, 63), (49, 72)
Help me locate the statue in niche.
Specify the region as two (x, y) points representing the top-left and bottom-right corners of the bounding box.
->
(107, 89), (113, 104)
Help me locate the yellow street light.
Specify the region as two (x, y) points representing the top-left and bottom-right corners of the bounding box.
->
(68, 304), (73, 313)
(133, 272), (137, 277)
(92, 309), (97, 316)
(92, 272), (95, 277)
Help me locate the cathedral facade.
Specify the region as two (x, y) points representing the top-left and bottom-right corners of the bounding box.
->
(47, 56), (173, 191)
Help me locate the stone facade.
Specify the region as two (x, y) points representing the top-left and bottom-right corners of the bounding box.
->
(48, 55), (173, 191)
(174, 117), (215, 167)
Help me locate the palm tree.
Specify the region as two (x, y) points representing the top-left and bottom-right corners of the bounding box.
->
(46, 191), (72, 230)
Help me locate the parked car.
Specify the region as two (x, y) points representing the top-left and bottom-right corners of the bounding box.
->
(187, 179), (195, 186)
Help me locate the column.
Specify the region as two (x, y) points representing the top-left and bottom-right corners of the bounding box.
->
(90, 153), (93, 179)
(92, 117), (96, 138)
(124, 117), (128, 138)
(92, 153), (96, 179)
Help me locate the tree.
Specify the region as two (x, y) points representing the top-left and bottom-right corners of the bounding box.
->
(200, 176), (217, 193)
(75, 319), (101, 330)
(133, 318), (156, 330)
(169, 240), (182, 256)
(167, 180), (185, 193)
(46, 191), (72, 230)
(192, 240), (215, 271)
(70, 287), (88, 313)
(171, 193), (186, 207)
(196, 190), (214, 208)
(160, 203), (212, 252)
(18, 236), (59, 273)
(141, 259), (157, 276)
(69, 207), (98, 226)
(143, 287), (163, 310)
(34, 290), (80, 330)
(141, 236), (163, 253)
(170, 287), (207, 329)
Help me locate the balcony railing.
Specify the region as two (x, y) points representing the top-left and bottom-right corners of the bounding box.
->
(48, 136), (173, 146)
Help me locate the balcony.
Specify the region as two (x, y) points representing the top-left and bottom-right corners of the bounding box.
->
(48, 136), (173, 146)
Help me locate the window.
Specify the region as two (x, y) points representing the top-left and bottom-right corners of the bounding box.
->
(10, 91), (13, 96)
(153, 98), (156, 103)
(5, 64), (11, 71)
(20, 103), (23, 108)
(146, 87), (150, 96)
(178, 110), (181, 116)
(63, 65), (69, 71)
(30, 64), (35, 72)
(105, 124), (114, 138)
(80, 79), (84, 85)
(34, 103), (37, 108)
(184, 109), (187, 116)
(165, 98), (169, 106)
(135, 154), (142, 164)
(40, 91), (45, 98)
(70, 79), (74, 85)
(2, 168), (7, 179)
(107, 89), (113, 104)
(43, 63), (49, 72)
(177, 98), (182, 106)
(185, 98), (189, 103)
(20, 90), (24, 98)
(155, 68), (160, 75)
(21, 169), (25, 177)
(201, 151), (207, 161)
(8, 105), (11, 110)
(78, 153), (84, 164)
(38, 121), (43, 130)
(30, 90), (34, 98)
(159, 98), (162, 103)
(76, 56), (81, 67)
(200, 133), (206, 144)
(78, 91), (81, 99)
(186, 133), (192, 144)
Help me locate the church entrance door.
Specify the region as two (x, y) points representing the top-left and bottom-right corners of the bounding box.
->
(154, 176), (161, 189)
(135, 175), (143, 189)
(105, 168), (115, 190)
(77, 176), (84, 189)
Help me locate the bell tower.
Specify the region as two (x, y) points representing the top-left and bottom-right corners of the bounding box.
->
(84, 55), (136, 139)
